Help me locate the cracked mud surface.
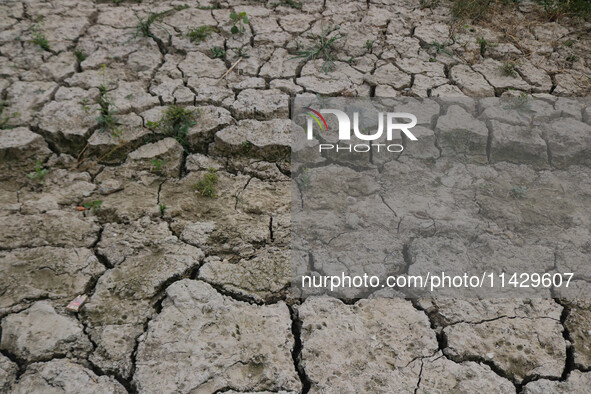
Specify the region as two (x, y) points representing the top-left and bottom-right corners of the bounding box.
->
(0, 0), (590, 392)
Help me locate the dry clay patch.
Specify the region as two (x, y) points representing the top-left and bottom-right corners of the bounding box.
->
(0, 0), (591, 392)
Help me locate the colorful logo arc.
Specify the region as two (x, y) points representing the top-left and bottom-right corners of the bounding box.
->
(304, 107), (328, 132)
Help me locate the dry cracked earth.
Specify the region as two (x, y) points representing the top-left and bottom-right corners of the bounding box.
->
(1, 0), (591, 393)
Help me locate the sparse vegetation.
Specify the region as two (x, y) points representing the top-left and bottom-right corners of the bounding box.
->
(194, 168), (219, 197)
(292, 25), (345, 74)
(510, 185), (527, 199)
(30, 22), (50, 51)
(0, 101), (19, 129)
(420, 0), (440, 9)
(27, 161), (48, 184)
(429, 41), (452, 57)
(130, 7), (184, 45)
(500, 61), (517, 77)
(231, 44), (250, 59)
(187, 26), (218, 43)
(151, 158), (167, 173)
(150, 105), (197, 150)
(451, 0), (495, 20)
(241, 141), (253, 152)
(83, 200), (103, 213)
(504, 93), (532, 111)
(74, 50), (87, 62)
(452, 0), (590, 21)
(229, 11), (249, 35)
(365, 39), (373, 52)
(476, 37), (488, 56)
(159, 203), (166, 215)
(538, 0), (591, 20)
(211, 46), (226, 59)
(96, 84), (119, 133)
(297, 167), (311, 190)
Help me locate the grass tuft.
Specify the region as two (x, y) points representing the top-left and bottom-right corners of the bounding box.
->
(194, 168), (219, 197)
(292, 25), (345, 74)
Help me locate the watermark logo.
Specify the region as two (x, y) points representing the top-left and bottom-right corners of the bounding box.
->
(303, 108), (418, 153)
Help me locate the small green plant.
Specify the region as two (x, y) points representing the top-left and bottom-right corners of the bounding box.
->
(194, 168), (219, 197)
(153, 105), (197, 150)
(564, 39), (574, 47)
(187, 26), (218, 43)
(510, 185), (527, 199)
(241, 141), (253, 152)
(231, 44), (250, 59)
(96, 84), (119, 132)
(504, 93), (531, 112)
(500, 61), (517, 77)
(229, 11), (249, 35)
(130, 7), (180, 47)
(211, 46), (226, 59)
(83, 200), (103, 213)
(27, 161), (48, 184)
(0, 101), (19, 129)
(429, 41), (452, 57)
(297, 168), (311, 190)
(30, 23), (50, 51)
(476, 37), (488, 56)
(365, 39), (373, 52)
(151, 158), (167, 173)
(566, 54), (579, 63)
(74, 50), (87, 62)
(159, 203), (166, 215)
(292, 25), (345, 74)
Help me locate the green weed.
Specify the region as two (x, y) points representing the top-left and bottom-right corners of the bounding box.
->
(499, 61), (517, 77)
(187, 26), (218, 43)
(159, 203), (166, 215)
(74, 50), (87, 62)
(429, 41), (453, 57)
(292, 25), (345, 74)
(365, 39), (373, 52)
(476, 37), (488, 56)
(194, 168), (219, 197)
(230, 11), (249, 35)
(211, 46), (226, 59)
(156, 105), (197, 150)
(151, 158), (167, 173)
(510, 185), (527, 199)
(27, 161), (48, 184)
(96, 84), (119, 132)
(297, 168), (311, 190)
(83, 200), (103, 212)
(30, 23), (50, 51)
